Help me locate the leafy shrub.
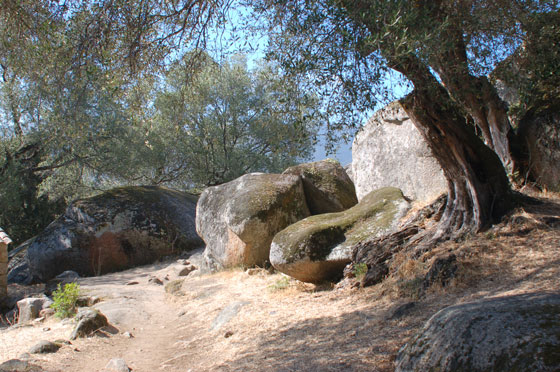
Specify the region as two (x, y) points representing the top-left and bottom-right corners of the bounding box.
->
(51, 282), (80, 318)
(269, 276), (291, 291)
(353, 263), (368, 281)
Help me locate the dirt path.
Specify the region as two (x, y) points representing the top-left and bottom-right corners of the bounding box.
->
(3, 251), (418, 372)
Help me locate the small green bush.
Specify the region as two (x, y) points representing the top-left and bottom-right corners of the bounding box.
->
(353, 263), (368, 281)
(51, 282), (80, 318)
(269, 276), (291, 291)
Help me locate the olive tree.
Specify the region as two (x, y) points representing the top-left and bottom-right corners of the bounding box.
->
(135, 54), (320, 187)
(249, 0), (558, 244)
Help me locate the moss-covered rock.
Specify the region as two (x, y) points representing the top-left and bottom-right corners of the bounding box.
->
(395, 293), (560, 372)
(283, 158), (358, 214)
(11, 186), (202, 283)
(270, 187), (410, 283)
(196, 173), (310, 270)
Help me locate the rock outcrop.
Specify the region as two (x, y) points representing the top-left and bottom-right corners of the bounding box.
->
(517, 109), (560, 191)
(352, 102), (447, 202)
(9, 186), (203, 283)
(395, 293), (560, 372)
(270, 187), (410, 283)
(196, 173), (310, 270)
(283, 159), (358, 214)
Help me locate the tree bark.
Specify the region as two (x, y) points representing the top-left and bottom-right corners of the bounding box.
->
(391, 55), (512, 240)
(431, 34), (518, 174)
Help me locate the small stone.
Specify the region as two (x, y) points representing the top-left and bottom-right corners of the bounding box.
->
(148, 277), (163, 285)
(40, 308), (55, 318)
(122, 332), (133, 338)
(17, 298), (46, 323)
(245, 268), (261, 276)
(76, 295), (99, 307)
(126, 281), (139, 286)
(224, 331), (234, 338)
(70, 308), (109, 340)
(177, 265), (196, 277)
(0, 359), (42, 372)
(42, 327), (51, 332)
(29, 340), (60, 354)
(104, 358), (131, 372)
(423, 254), (457, 289)
(56, 270), (80, 280)
(389, 302), (416, 320)
(177, 259), (190, 265)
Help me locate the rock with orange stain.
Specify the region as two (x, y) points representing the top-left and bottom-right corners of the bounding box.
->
(9, 186), (203, 283)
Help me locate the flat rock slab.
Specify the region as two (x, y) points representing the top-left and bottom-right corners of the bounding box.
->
(395, 293), (560, 372)
(210, 301), (250, 331)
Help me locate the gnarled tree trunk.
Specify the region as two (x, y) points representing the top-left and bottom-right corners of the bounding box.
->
(392, 55), (513, 241)
(351, 57), (514, 286)
(432, 34), (518, 174)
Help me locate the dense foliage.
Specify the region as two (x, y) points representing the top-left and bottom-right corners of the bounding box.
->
(0, 1), (319, 245)
(141, 54), (319, 187)
(51, 282), (81, 319)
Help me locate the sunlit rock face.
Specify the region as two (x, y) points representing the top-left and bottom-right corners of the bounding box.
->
(283, 158), (358, 215)
(196, 173), (310, 270)
(270, 187), (410, 283)
(352, 102), (447, 203)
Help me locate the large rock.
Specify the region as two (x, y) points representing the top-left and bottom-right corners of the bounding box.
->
(395, 293), (560, 372)
(10, 186), (203, 283)
(17, 297), (52, 323)
(352, 102), (447, 202)
(7, 240), (33, 284)
(517, 109), (560, 191)
(283, 159), (358, 214)
(270, 187), (410, 283)
(197, 173), (310, 270)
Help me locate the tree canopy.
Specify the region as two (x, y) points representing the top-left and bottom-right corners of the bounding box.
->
(0, 1), (318, 244)
(149, 54), (319, 187)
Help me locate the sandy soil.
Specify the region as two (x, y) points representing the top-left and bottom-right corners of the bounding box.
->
(1, 194), (559, 372)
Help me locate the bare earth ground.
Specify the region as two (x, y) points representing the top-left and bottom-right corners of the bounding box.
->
(1, 193), (559, 372)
